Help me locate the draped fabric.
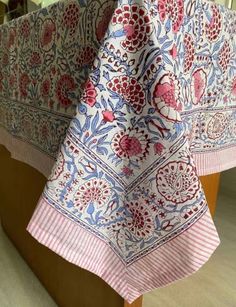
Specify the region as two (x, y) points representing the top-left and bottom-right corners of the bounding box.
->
(1, 0), (236, 303)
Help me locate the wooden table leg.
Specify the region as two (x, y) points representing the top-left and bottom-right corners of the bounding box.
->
(124, 296), (143, 307)
(200, 173), (220, 216)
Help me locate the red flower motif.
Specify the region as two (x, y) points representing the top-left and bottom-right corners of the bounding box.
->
(112, 5), (153, 52)
(29, 52), (42, 67)
(126, 200), (155, 239)
(219, 41), (231, 73)
(112, 127), (150, 161)
(76, 46), (97, 67)
(40, 19), (56, 51)
(107, 76), (145, 114)
(231, 76), (236, 96)
(154, 143), (165, 155)
(8, 28), (16, 48)
(102, 110), (115, 122)
(74, 179), (111, 211)
(122, 166), (133, 177)
(158, 0), (184, 33)
(183, 34), (195, 73)
(56, 74), (76, 107)
(96, 6), (114, 41)
(19, 73), (30, 98)
(205, 5), (222, 42)
(63, 2), (80, 33)
(41, 79), (51, 97)
(82, 79), (98, 107)
(20, 19), (30, 38)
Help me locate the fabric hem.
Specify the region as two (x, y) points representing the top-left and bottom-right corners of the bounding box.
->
(27, 198), (220, 303)
(193, 146), (236, 176)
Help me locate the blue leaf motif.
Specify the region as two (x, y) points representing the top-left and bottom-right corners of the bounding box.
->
(91, 111), (100, 130)
(87, 202), (95, 215)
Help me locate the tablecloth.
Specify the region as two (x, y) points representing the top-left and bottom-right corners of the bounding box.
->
(1, 0), (236, 303)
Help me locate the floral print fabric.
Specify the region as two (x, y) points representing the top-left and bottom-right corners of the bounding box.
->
(1, 0), (236, 302)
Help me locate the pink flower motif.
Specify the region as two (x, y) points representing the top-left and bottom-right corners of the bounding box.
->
(82, 79), (98, 107)
(156, 161), (200, 204)
(102, 110), (115, 122)
(191, 69), (207, 105)
(40, 19), (56, 52)
(231, 77), (236, 96)
(56, 74), (76, 107)
(122, 166), (133, 177)
(96, 6), (114, 41)
(74, 179), (111, 211)
(107, 76), (145, 114)
(158, 0), (184, 33)
(112, 5), (153, 52)
(112, 127), (150, 162)
(126, 199), (155, 239)
(154, 143), (165, 155)
(153, 72), (182, 122)
(169, 44), (178, 59)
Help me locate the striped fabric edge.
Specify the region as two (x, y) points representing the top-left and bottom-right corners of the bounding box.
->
(193, 146), (236, 176)
(27, 198), (220, 304)
(0, 126), (54, 177)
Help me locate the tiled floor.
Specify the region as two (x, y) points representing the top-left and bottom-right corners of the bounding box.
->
(0, 168), (235, 307)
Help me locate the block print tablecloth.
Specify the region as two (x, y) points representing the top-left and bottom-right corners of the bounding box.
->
(1, 0), (236, 303)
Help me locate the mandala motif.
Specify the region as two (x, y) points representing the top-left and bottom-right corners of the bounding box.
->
(207, 113), (229, 139)
(126, 200), (155, 239)
(205, 5), (222, 42)
(112, 5), (153, 52)
(191, 69), (207, 105)
(156, 162), (199, 204)
(153, 72), (182, 122)
(107, 76), (145, 114)
(111, 127), (150, 162)
(158, 0), (184, 33)
(74, 179), (111, 211)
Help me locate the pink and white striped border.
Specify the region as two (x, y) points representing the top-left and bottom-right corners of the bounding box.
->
(193, 146), (236, 176)
(27, 198), (220, 303)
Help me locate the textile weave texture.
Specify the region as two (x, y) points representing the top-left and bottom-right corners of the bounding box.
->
(1, 0), (236, 303)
